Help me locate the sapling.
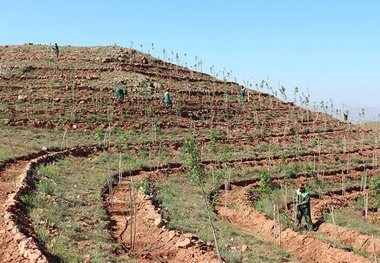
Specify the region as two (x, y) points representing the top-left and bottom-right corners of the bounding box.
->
(330, 207), (341, 242)
(107, 155), (113, 207)
(360, 170), (368, 192)
(341, 171), (345, 196)
(5, 130), (15, 161)
(182, 136), (222, 262)
(369, 176), (380, 209)
(346, 154), (350, 178)
(61, 128), (68, 150)
(300, 89), (310, 121)
(273, 204), (281, 247)
(70, 83), (77, 122)
(118, 152), (122, 183)
(359, 108), (366, 126)
(130, 174), (137, 251)
(278, 84), (287, 102)
(343, 135), (347, 154)
(293, 87), (299, 104)
(372, 234), (377, 263)
(282, 183), (288, 212)
(373, 149), (378, 169)
(364, 192), (369, 219)
(329, 99), (334, 116)
(175, 53), (180, 72)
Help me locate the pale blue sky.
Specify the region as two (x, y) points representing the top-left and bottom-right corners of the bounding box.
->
(1, 0), (379, 112)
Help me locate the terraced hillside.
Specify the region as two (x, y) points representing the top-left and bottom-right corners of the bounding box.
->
(0, 44), (379, 262)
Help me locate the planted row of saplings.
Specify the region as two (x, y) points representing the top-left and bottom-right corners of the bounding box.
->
(202, 139), (377, 168)
(243, 181), (380, 260)
(0, 97), (346, 135)
(215, 157), (377, 192)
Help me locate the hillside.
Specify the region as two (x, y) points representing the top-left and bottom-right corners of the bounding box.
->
(0, 44), (379, 262)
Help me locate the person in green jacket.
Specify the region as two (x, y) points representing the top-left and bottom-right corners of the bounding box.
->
(53, 43), (59, 59)
(164, 89), (172, 110)
(114, 88), (126, 102)
(295, 183), (313, 231)
(343, 111), (348, 121)
(240, 87), (246, 102)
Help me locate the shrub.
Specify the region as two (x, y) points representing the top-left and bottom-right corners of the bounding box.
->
(135, 177), (154, 196)
(369, 175), (380, 208)
(257, 169), (274, 196)
(37, 179), (55, 195)
(20, 194), (44, 210)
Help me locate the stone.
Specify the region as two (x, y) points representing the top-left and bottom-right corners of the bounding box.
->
(83, 254), (91, 263)
(6, 221), (14, 231)
(17, 95), (27, 101)
(14, 232), (25, 243)
(154, 217), (162, 227)
(206, 241), (214, 248)
(168, 230), (176, 241)
(241, 244), (248, 252)
(183, 233), (195, 239)
(29, 249), (42, 262)
(175, 238), (192, 248)
(37, 255), (48, 263)
(12, 226), (21, 234)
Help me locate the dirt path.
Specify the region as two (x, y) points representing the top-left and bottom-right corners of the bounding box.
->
(217, 186), (374, 263)
(0, 160), (29, 263)
(105, 173), (220, 263)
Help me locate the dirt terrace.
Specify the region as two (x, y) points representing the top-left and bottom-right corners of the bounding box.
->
(1, 44), (379, 262)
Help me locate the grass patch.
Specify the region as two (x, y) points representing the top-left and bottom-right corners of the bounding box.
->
(22, 156), (128, 263)
(324, 198), (380, 238)
(156, 175), (294, 262)
(0, 126), (97, 162)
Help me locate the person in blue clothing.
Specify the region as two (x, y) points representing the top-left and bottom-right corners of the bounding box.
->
(164, 89), (172, 110)
(295, 183), (313, 231)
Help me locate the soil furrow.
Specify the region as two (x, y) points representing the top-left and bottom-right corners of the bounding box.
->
(216, 186), (374, 263)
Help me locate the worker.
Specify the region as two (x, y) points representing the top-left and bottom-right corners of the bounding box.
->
(53, 43), (59, 59)
(114, 88), (126, 103)
(164, 89), (172, 110)
(343, 111), (348, 121)
(295, 183), (313, 231)
(240, 87), (246, 102)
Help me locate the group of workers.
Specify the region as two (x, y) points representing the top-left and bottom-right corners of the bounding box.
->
(114, 86), (316, 232)
(113, 88), (173, 110)
(49, 43), (337, 234)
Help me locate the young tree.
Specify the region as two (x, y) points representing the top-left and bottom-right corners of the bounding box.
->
(369, 176), (380, 208)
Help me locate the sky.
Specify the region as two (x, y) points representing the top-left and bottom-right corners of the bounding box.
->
(1, 1), (379, 120)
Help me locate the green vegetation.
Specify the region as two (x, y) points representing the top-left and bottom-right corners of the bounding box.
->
(21, 156), (126, 263)
(3, 44), (380, 262)
(156, 175), (293, 262)
(369, 175), (380, 208)
(324, 198), (380, 238)
(0, 125), (96, 164)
